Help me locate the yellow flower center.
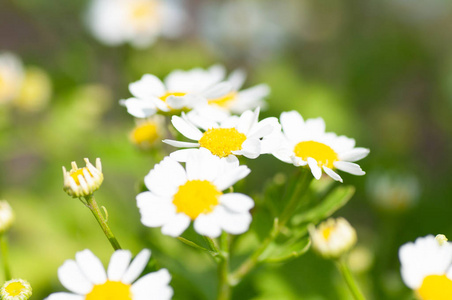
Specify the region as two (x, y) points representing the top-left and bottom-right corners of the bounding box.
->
(70, 168), (92, 185)
(417, 274), (452, 300)
(208, 91), (238, 108)
(173, 180), (222, 220)
(5, 281), (25, 296)
(160, 91), (187, 102)
(321, 226), (335, 240)
(293, 141), (338, 169)
(131, 122), (159, 146)
(85, 280), (132, 300)
(199, 128), (247, 158)
(130, 1), (156, 21)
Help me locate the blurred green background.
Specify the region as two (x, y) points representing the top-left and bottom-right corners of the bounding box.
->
(1, 0), (452, 299)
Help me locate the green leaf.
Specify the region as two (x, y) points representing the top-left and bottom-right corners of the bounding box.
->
(291, 185), (355, 226)
(260, 237), (311, 264)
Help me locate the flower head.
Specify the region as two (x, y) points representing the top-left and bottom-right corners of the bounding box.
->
(309, 217), (357, 259)
(129, 116), (165, 150)
(137, 148), (254, 237)
(1, 279), (32, 300)
(14, 66), (52, 112)
(87, 0), (185, 48)
(399, 235), (452, 300)
(163, 107), (281, 161)
(63, 158), (103, 198)
(0, 200), (14, 233)
(273, 111), (370, 182)
(46, 249), (172, 300)
(0, 53), (23, 104)
(120, 65), (231, 118)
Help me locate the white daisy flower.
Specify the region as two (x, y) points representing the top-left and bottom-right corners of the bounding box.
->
(399, 235), (452, 300)
(86, 0), (185, 48)
(309, 217), (357, 259)
(0, 52), (24, 104)
(129, 115), (166, 150)
(46, 249), (173, 300)
(120, 65), (231, 118)
(188, 68), (270, 123)
(137, 148), (254, 237)
(163, 107), (281, 161)
(0, 200), (14, 234)
(62, 158), (103, 198)
(1, 278), (32, 300)
(273, 110), (370, 182)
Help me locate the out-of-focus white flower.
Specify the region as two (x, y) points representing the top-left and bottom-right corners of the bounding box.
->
(137, 148), (254, 237)
(0, 53), (23, 104)
(86, 0), (185, 48)
(367, 171), (420, 212)
(347, 245), (374, 274)
(129, 115), (165, 150)
(309, 217), (357, 259)
(0, 200), (14, 234)
(1, 279), (32, 300)
(14, 66), (52, 112)
(120, 65), (231, 118)
(63, 158), (103, 198)
(163, 107), (281, 161)
(46, 249), (173, 300)
(273, 111), (369, 182)
(399, 235), (452, 300)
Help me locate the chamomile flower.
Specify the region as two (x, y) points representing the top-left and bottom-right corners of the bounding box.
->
(120, 65), (231, 118)
(0, 200), (14, 233)
(137, 148), (254, 237)
(0, 53), (23, 104)
(63, 158), (103, 198)
(309, 217), (357, 259)
(163, 107), (281, 161)
(188, 68), (270, 123)
(1, 279), (32, 300)
(86, 0), (185, 48)
(46, 249), (173, 300)
(129, 115), (165, 150)
(399, 235), (452, 300)
(273, 111), (369, 182)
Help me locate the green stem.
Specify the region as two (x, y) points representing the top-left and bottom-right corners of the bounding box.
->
(0, 234), (11, 280)
(84, 195), (122, 250)
(336, 258), (366, 300)
(230, 169), (311, 285)
(217, 233), (231, 300)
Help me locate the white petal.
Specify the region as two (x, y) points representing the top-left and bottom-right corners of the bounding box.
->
(214, 165), (250, 191)
(304, 117), (326, 135)
(323, 166), (343, 183)
(227, 69), (246, 90)
(185, 148), (220, 181)
(75, 249), (107, 285)
(171, 115), (203, 140)
(161, 214), (191, 237)
(234, 138), (260, 159)
(162, 139), (200, 148)
(202, 82), (232, 99)
(220, 193), (254, 213)
(45, 293), (84, 300)
(119, 98), (156, 119)
(122, 249), (151, 284)
(236, 108), (259, 134)
(144, 157), (187, 197)
(166, 95), (191, 109)
(194, 213), (222, 237)
(131, 269), (173, 300)
(280, 111), (305, 142)
(307, 157), (322, 180)
(107, 250), (132, 281)
(137, 192), (176, 227)
(216, 206), (252, 235)
(58, 260), (93, 294)
(129, 74), (165, 99)
(334, 161), (366, 176)
(169, 149), (201, 162)
(338, 148), (370, 162)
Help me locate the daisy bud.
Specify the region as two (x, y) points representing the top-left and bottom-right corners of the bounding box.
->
(1, 279), (32, 300)
(130, 116), (164, 150)
(62, 158), (103, 198)
(309, 217), (357, 259)
(435, 234), (448, 245)
(0, 200), (14, 233)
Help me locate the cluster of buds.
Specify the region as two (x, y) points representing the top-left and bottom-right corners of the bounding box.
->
(62, 158), (103, 198)
(309, 217), (357, 259)
(0, 279), (32, 300)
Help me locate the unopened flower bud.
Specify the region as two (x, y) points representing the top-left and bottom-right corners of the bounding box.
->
(0, 200), (14, 233)
(63, 158), (103, 198)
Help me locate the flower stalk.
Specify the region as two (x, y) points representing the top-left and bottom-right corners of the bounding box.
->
(336, 258), (366, 300)
(217, 233), (231, 300)
(0, 234), (11, 281)
(83, 195), (122, 250)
